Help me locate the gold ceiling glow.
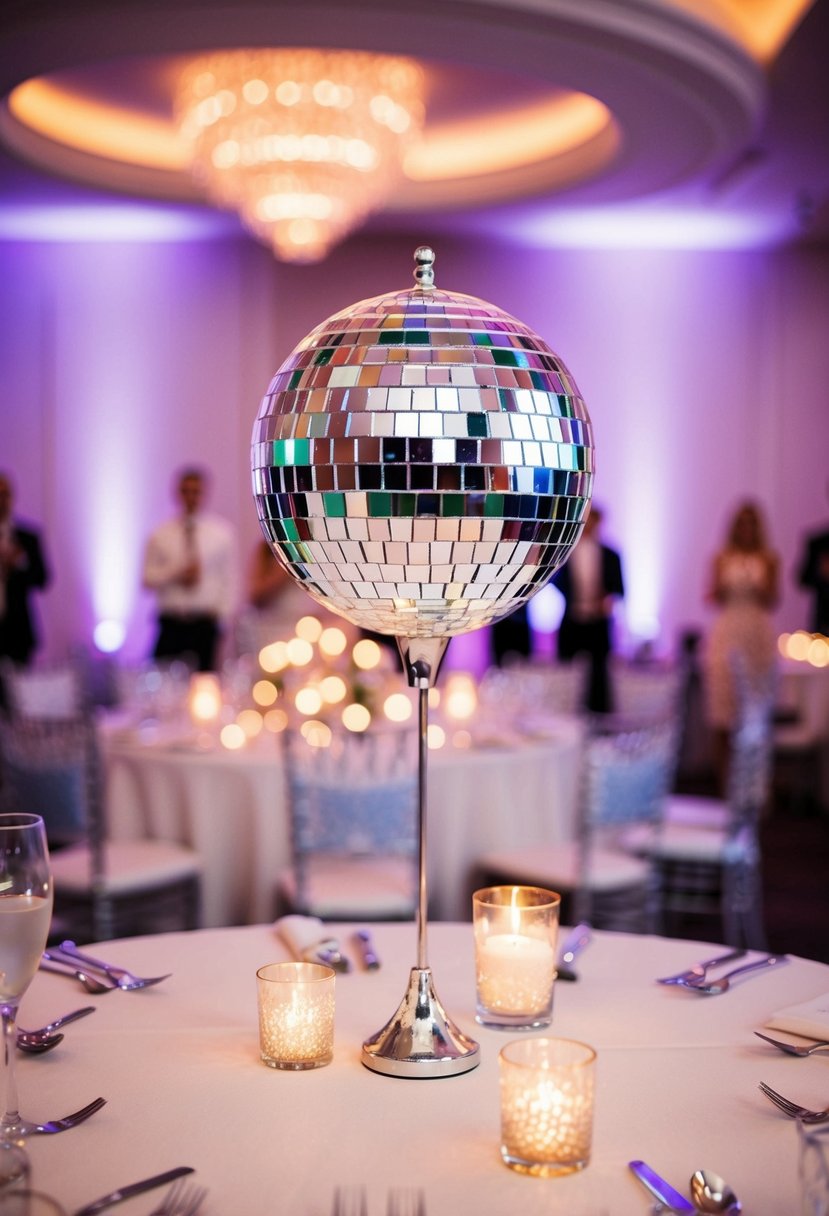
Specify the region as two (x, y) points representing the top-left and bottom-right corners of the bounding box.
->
(175, 48), (424, 263)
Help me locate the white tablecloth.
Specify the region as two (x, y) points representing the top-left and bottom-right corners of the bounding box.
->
(26, 923), (827, 1216)
(102, 718), (584, 927)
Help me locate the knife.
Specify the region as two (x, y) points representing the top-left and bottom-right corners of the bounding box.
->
(302, 937), (352, 973)
(73, 1166), (195, 1216)
(353, 929), (381, 970)
(629, 1160), (695, 1213)
(556, 922), (592, 982)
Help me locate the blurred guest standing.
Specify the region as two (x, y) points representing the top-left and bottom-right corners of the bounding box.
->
(703, 500), (779, 793)
(0, 472), (50, 666)
(142, 468), (236, 671)
(491, 602), (531, 667)
(797, 486), (829, 635)
(235, 539), (318, 653)
(553, 505), (624, 712)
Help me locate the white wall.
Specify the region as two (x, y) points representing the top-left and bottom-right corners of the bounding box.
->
(1, 230), (826, 665)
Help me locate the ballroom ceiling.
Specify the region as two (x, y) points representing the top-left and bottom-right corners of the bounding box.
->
(0, 0), (826, 252)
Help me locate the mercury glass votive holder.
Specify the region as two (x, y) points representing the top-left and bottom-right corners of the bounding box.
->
(499, 1038), (596, 1177)
(256, 961), (336, 1070)
(473, 886), (560, 1029)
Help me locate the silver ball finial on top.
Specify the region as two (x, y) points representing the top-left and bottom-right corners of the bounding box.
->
(413, 245), (435, 289)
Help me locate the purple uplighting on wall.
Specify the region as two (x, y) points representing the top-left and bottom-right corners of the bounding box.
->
(0, 230), (827, 667)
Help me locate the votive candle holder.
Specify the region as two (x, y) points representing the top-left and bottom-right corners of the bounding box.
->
(499, 1037), (596, 1177)
(473, 886), (560, 1028)
(256, 961), (335, 1070)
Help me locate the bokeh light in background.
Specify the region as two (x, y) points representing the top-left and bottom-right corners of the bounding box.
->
(342, 702), (371, 732)
(443, 672), (478, 721)
(779, 631), (829, 668)
(94, 619), (126, 653)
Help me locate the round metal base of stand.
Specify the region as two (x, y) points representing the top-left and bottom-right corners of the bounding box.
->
(361, 967), (480, 1078)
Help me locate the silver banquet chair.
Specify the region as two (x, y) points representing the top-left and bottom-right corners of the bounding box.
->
(0, 713), (202, 942)
(627, 662), (775, 948)
(479, 656), (589, 718)
(0, 659), (85, 720)
(474, 718), (677, 933)
(277, 724), (419, 921)
(609, 657), (686, 722)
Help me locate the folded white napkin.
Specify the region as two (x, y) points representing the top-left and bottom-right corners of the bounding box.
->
(273, 915), (351, 972)
(766, 992), (829, 1040)
(274, 914), (329, 959)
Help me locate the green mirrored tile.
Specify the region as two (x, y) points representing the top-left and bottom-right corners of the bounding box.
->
(368, 492), (392, 517)
(323, 492), (346, 518)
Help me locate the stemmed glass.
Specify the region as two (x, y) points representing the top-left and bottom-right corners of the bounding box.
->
(0, 814), (53, 1146)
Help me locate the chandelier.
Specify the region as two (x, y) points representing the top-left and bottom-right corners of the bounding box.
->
(176, 48), (424, 263)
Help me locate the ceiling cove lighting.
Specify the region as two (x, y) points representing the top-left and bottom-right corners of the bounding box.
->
(175, 48), (424, 263)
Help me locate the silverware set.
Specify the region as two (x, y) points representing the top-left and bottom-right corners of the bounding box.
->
(42, 942), (171, 990)
(30, 943), (209, 1209)
(73, 1167), (196, 1216)
(755, 1027), (829, 1122)
(657, 951), (788, 994)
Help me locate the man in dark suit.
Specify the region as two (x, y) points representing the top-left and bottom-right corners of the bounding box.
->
(553, 505), (624, 713)
(798, 486), (829, 635)
(0, 472), (50, 666)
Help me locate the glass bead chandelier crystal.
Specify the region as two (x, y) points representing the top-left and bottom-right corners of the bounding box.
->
(176, 48), (424, 263)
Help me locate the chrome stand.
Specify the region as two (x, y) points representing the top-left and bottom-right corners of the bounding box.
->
(361, 637), (480, 1078)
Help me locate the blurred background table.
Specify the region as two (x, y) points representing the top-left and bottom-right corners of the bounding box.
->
(26, 922), (826, 1216)
(102, 715), (584, 926)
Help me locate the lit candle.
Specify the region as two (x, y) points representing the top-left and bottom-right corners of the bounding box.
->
(499, 1037), (596, 1177)
(256, 962), (335, 1070)
(477, 933), (555, 1015)
(188, 673), (222, 724)
(473, 886), (560, 1029)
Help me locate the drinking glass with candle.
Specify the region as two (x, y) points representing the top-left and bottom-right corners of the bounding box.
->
(499, 1037), (596, 1177)
(0, 815), (53, 1146)
(256, 961), (335, 1069)
(473, 886), (559, 1029)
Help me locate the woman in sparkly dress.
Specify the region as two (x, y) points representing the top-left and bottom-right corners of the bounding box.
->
(703, 500), (779, 793)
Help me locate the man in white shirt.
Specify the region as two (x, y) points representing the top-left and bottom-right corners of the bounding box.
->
(553, 505), (624, 712)
(142, 468), (237, 671)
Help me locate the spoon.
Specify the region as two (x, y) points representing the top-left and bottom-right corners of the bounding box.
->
(690, 1169), (742, 1214)
(17, 1031), (64, 1054)
(39, 958), (117, 994)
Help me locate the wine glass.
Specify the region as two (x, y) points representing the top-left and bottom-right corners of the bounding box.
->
(0, 814), (53, 1146)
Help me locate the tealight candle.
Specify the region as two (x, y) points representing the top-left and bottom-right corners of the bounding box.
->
(256, 962), (335, 1070)
(188, 672), (222, 724)
(499, 1037), (596, 1177)
(473, 886), (560, 1029)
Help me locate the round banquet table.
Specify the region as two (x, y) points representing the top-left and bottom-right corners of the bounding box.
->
(101, 716), (584, 927)
(25, 922), (827, 1216)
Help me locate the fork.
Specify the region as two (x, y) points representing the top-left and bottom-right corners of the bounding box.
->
(15, 1096), (107, 1136)
(387, 1187), (426, 1216)
(758, 1081), (829, 1123)
(331, 1186), (368, 1216)
(754, 1031), (829, 1057)
(55, 942), (171, 990)
(147, 1178), (207, 1216)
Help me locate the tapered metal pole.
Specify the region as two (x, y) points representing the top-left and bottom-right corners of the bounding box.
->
(360, 636), (480, 1077)
(416, 685), (429, 972)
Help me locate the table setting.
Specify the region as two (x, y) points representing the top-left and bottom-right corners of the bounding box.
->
(4, 910), (825, 1215)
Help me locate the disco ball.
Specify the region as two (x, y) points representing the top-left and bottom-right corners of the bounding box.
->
(251, 247), (594, 640)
